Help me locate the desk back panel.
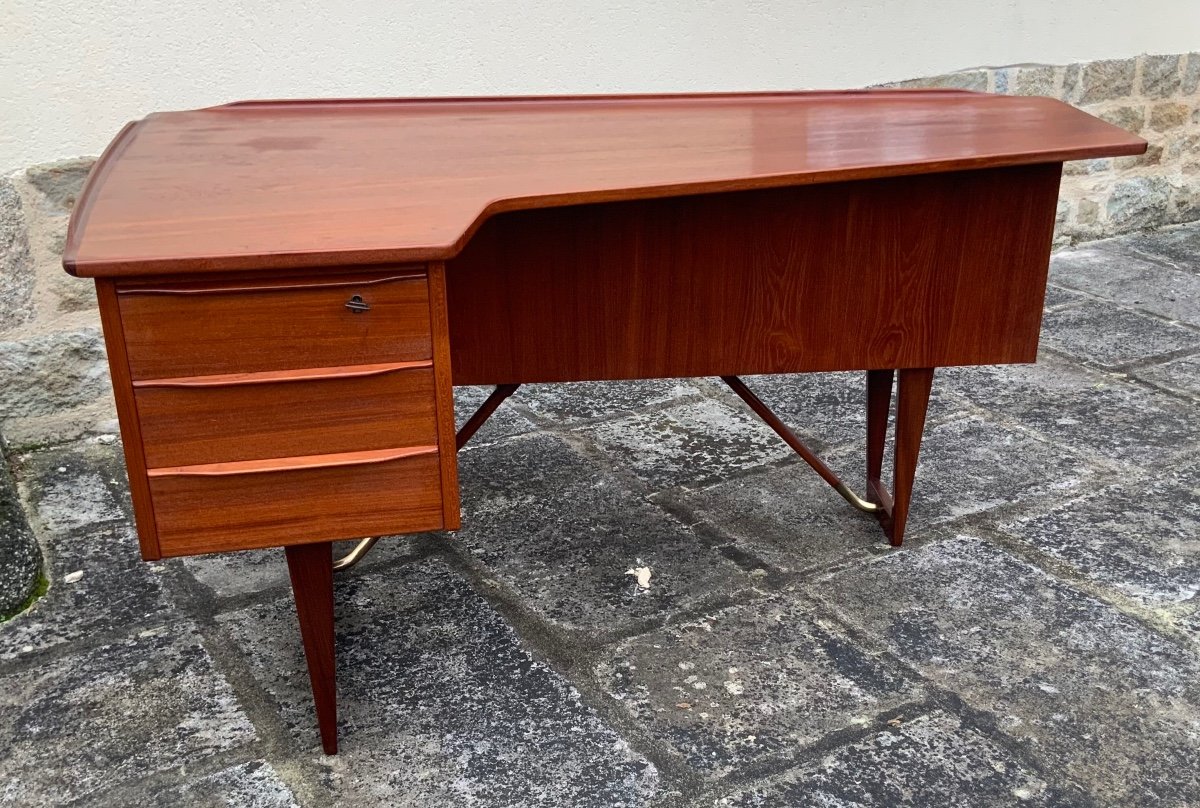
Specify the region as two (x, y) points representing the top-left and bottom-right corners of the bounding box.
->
(447, 163), (1061, 385)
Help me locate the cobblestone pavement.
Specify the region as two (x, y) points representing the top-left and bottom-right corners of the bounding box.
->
(1, 224), (1198, 807)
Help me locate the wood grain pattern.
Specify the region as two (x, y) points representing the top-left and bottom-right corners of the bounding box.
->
(285, 541), (338, 755)
(426, 262), (461, 530)
(136, 365), (438, 467)
(149, 450), (444, 556)
(118, 273), (431, 379)
(63, 91), (1145, 278)
(449, 164), (1062, 384)
(95, 278), (163, 560)
(888, 368), (935, 546)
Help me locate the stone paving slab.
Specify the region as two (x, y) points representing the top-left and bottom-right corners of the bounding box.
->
(218, 557), (659, 807)
(669, 376), (1102, 554)
(182, 536), (426, 602)
(717, 372), (870, 453)
(456, 432), (751, 635)
(664, 462), (888, 575)
(882, 413), (1099, 532)
(1001, 459), (1200, 627)
(937, 353), (1198, 468)
(181, 547), (299, 601)
(516, 378), (704, 425)
(813, 535), (1200, 806)
(454, 384), (538, 446)
(714, 711), (1069, 807)
(595, 593), (922, 781)
(1181, 610), (1200, 647)
(1093, 221), (1200, 274)
(0, 623), (257, 805)
(19, 440), (128, 531)
(90, 761), (302, 808)
(1050, 243), (1200, 326)
(1040, 298), (1200, 369)
(2, 444), (171, 662)
(1130, 350), (1200, 398)
(576, 398), (792, 490)
(1041, 284), (1086, 310)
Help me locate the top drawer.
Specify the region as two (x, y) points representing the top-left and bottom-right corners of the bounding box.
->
(117, 272), (431, 380)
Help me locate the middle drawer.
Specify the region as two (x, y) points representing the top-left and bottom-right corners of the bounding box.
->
(135, 362), (438, 468)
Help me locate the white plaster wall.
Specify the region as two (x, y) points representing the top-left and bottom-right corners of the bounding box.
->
(2, 0), (1198, 171)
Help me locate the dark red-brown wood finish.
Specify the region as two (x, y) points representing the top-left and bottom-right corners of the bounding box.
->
(65, 91), (1143, 278)
(285, 542), (337, 755)
(446, 164), (1064, 383)
(63, 91), (1147, 756)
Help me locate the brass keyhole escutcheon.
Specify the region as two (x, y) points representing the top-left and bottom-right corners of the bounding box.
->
(345, 294), (370, 313)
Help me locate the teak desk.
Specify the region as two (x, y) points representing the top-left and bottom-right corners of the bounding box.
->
(64, 91), (1145, 754)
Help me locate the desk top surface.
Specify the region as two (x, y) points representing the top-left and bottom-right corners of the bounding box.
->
(65, 90), (1145, 277)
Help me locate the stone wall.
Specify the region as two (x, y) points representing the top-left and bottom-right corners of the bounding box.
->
(1, 162), (113, 452)
(1, 52), (1197, 451)
(885, 52), (1200, 244)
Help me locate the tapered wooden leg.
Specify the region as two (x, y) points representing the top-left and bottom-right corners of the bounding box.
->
(866, 369), (894, 498)
(285, 541), (338, 755)
(888, 368), (935, 547)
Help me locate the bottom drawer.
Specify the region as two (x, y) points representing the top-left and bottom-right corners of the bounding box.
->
(148, 448), (444, 556)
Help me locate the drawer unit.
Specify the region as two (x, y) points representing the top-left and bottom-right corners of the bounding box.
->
(134, 362), (438, 468)
(148, 449), (444, 556)
(96, 265), (460, 560)
(118, 272), (433, 380)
